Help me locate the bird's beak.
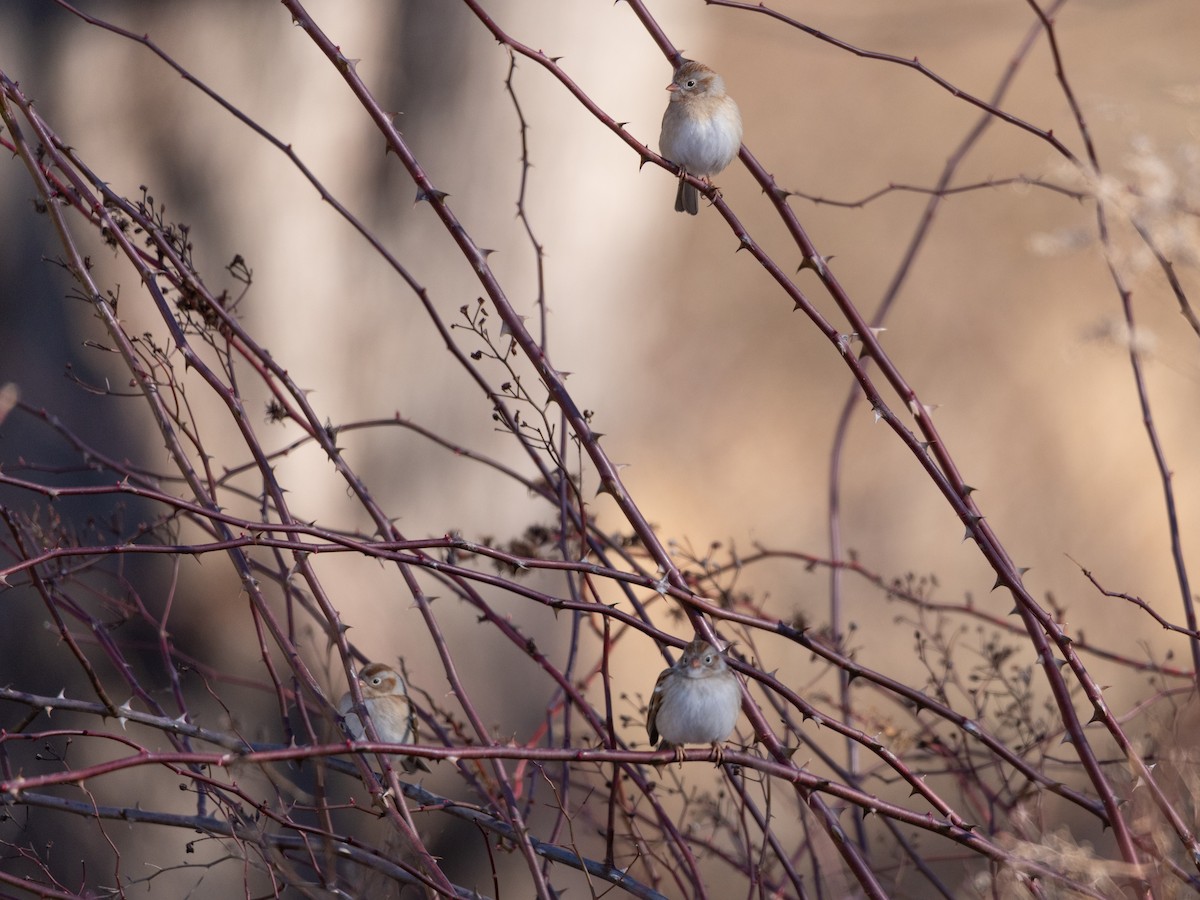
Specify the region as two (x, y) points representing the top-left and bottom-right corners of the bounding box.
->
(665, 83), (679, 93)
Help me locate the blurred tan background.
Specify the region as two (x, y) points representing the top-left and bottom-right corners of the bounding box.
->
(2, 0), (1199, 893)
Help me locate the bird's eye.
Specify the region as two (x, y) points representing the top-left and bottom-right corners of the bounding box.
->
(686, 79), (697, 88)
(704, 654), (714, 664)
(371, 676), (383, 686)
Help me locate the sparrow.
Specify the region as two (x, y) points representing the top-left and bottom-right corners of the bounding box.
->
(658, 60), (743, 215)
(646, 639), (741, 764)
(338, 662), (430, 774)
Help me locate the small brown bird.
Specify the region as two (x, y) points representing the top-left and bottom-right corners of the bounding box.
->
(338, 662), (430, 774)
(658, 60), (744, 214)
(646, 639), (741, 764)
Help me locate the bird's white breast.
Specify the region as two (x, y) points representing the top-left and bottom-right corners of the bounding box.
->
(654, 672), (740, 744)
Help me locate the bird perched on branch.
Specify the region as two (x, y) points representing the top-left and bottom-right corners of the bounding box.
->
(659, 60), (743, 215)
(338, 662), (430, 774)
(646, 639), (741, 764)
